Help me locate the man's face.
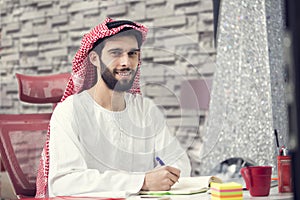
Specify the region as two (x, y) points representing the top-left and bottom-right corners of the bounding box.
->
(99, 35), (140, 92)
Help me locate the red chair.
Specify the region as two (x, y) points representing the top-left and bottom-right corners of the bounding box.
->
(0, 120), (49, 198)
(0, 114), (52, 124)
(0, 73), (70, 198)
(15, 73), (70, 108)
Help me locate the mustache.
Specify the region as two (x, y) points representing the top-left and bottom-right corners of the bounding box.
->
(113, 68), (132, 73)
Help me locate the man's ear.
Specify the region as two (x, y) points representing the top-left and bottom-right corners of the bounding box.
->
(89, 51), (100, 67)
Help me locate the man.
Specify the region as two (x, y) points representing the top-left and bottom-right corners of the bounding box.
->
(36, 17), (191, 197)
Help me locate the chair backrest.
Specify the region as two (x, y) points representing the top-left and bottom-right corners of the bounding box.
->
(0, 113), (52, 124)
(0, 73), (69, 197)
(15, 73), (70, 104)
(0, 114), (51, 197)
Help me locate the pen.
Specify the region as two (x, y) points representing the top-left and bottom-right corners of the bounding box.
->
(274, 129), (280, 155)
(155, 156), (165, 166)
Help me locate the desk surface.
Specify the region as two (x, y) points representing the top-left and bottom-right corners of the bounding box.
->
(242, 187), (293, 200)
(19, 188), (293, 200)
(132, 187), (293, 200)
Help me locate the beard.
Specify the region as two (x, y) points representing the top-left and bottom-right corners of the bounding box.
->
(100, 59), (137, 92)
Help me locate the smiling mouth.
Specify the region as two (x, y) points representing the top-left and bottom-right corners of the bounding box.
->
(114, 68), (132, 78)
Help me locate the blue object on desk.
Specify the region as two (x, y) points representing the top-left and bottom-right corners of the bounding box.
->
(156, 156), (165, 166)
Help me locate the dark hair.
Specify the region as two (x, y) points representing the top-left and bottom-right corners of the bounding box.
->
(90, 27), (143, 55)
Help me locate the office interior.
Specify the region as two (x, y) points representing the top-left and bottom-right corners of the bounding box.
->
(0, 0), (299, 199)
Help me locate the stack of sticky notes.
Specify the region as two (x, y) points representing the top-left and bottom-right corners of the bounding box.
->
(210, 182), (243, 200)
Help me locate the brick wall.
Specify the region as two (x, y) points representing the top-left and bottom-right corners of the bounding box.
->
(0, 0), (216, 176)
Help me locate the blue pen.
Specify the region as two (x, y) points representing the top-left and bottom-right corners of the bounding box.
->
(155, 156), (165, 166)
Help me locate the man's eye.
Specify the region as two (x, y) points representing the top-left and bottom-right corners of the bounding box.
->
(128, 51), (139, 57)
(111, 51), (122, 56)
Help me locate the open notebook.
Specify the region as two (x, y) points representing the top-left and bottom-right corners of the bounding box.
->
(139, 176), (222, 196)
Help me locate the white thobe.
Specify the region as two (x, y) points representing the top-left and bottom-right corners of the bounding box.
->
(48, 91), (191, 197)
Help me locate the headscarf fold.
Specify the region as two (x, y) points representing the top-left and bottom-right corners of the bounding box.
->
(35, 17), (148, 198)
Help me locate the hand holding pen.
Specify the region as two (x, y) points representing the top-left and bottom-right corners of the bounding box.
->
(141, 157), (180, 191)
(156, 156), (180, 183)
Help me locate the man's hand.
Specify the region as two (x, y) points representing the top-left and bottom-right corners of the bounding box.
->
(141, 166), (181, 191)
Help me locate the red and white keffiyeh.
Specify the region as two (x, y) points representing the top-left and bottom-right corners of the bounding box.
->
(35, 17), (148, 198)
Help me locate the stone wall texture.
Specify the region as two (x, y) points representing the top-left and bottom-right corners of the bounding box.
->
(0, 0), (216, 176)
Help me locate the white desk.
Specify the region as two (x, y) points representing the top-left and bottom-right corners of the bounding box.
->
(130, 187), (293, 200)
(242, 187), (293, 200)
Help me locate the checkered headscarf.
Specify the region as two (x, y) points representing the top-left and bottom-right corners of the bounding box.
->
(35, 17), (148, 198)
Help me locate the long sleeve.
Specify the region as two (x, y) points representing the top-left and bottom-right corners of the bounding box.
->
(47, 92), (191, 197)
(48, 98), (145, 197)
